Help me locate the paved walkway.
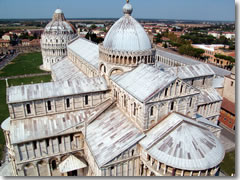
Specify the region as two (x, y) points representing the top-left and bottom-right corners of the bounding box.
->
(219, 134), (235, 153)
(0, 53), (20, 71)
(0, 148), (13, 176)
(0, 72), (51, 81)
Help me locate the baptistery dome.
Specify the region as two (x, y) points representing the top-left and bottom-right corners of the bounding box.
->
(103, 1), (152, 52)
(44, 9), (76, 34)
(40, 9), (76, 71)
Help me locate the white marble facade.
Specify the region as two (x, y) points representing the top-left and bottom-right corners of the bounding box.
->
(1, 1), (226, 177)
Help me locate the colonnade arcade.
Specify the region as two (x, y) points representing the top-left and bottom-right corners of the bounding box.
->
(20, 152), (88, 176)
(140, 153), (219, 176)
(99, 45), (156, 67)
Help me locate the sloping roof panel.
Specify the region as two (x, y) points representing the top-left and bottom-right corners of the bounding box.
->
(140, 113), (225, 171)
(87, 106), (145, 167)
(7, 76), (107, 103)
(51, 57), (87, 81)
(68, 37), (99, 69)
(111, 64), (177, 102)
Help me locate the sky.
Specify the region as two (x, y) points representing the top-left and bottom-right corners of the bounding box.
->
(0, 0), (235, 21)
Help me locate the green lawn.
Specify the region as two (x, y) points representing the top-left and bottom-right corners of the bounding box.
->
(0, 52), (45, 78)
(0, 75), (51, 159)
(220, 150), (235, 176)
(0, 80), (8, 160)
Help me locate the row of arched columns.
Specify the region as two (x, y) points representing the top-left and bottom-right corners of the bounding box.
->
(156, 55), (184, 67)
(99, 45), (155, 67)
(140, 153), (219, 176)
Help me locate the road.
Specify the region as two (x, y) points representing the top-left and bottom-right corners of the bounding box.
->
(220, 124), (235, 142)
(0, 53), (20, 71)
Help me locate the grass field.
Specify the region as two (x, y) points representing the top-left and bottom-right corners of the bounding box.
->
(0, 75), (52, 160)
(0, 52), (45, 78)
(220, 150), (235, 176)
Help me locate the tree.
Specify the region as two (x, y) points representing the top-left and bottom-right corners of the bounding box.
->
(90, 24), (97, 30)
(178, 44), (204, 59)
(163, 42), (168, 48)
(85, 31), (104, 44)
(155, 33), (162, 43)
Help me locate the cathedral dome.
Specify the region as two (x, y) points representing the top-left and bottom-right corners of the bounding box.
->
(44, 9), (76, 34)
(103, 1), (151, 52)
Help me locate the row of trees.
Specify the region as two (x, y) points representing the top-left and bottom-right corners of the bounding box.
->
(215, 54), (235, 63)
(155, 32), (205, 59)
(85, 31), (104, 44)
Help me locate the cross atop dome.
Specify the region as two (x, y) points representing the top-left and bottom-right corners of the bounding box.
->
(55, 9), (63, 14)
(123, 0), (133, 15)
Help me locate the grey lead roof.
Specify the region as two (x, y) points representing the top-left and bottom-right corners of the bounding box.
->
(7, 77), (108, 103)
(156, 48), (231, 77)
(140, 113), (225, 171)
(163, 64), (215, 80)
(51, 57), (87, 81)
(111, 64), (177, 103)
(68, 37), (99, 69)
(198, 88), (223, 105)
(10, 99), (113, 144)
(87, 105), (145, 167)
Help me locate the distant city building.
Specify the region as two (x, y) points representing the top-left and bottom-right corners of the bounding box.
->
(219, 98), (235, 130)
(21, 39), (30, 46)
(40, 9), (77, 71)
(222, 32), (235, 40)
(208, 31), (221, 38)
(2, 33), (12, 41)
(0, 39), (10, 47)
(1, 1), (229, 177)
(192, 44), (234, 67)
(219, 66), (235, 130)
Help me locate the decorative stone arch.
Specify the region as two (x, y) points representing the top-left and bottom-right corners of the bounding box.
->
(60, 154), (69, 162)
(49, 157), (60, 171)
(22, 163), (37, 176)
(99, 63), (107, 74)
(149, 105), (156, 117)
(109, 68), (124, 77)
(133, 56), (137, 64)
(129, 56), (132, 64)
(120, 56), (123, 64)
(37, 160), (48, 176)
(124, 56), (127, 64)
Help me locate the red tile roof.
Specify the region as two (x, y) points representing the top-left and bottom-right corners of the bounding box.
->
(221, 98), (235, 114)
(0, 39), (10, 43)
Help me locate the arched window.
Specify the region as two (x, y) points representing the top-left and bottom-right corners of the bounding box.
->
(150, 106), (154, 116)
(180, 85), (183, 94)
(85, 95), (89, 105)
(170, 102), (174, 111)
(203, 77), (206, 85)
(133, 103), (137, 116)
(47, 100), (52, 111)
(131, 149), (135, 156)
(165, 88), (168, 96)
(51, 160), (57, 170)
(66, 98), (70, 108)
(26, 104), (31, 114)
(189, 98), (192, 107)
(124, 95), (127, 108)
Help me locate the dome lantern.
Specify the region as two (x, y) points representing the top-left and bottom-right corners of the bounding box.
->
(123, 0), (133, 15)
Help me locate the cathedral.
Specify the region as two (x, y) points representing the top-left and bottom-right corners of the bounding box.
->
(1, 1), (226, 176)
